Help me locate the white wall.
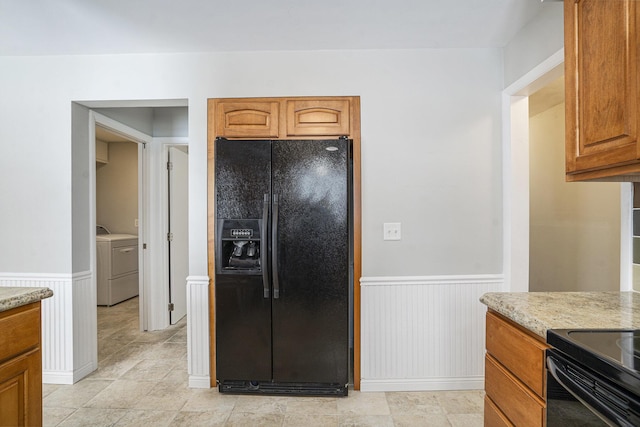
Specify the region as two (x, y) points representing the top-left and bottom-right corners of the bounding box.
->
(0, 49), (504, 279)
(503, 3), (564, 88)
(529, 101), (621, 292)
(96, 141), (139, 235)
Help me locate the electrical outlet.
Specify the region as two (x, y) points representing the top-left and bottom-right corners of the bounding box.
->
(134, 219), (139, 227)
(383, 222), (401, 241)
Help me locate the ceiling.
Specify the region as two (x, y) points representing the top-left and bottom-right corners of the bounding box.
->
(0, 0), (550, 56)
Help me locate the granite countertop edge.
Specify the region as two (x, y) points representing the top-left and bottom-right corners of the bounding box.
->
(0, 287), (54, 313)
(480, 291), (640, 340)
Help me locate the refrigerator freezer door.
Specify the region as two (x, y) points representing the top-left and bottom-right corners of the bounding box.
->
(214, 139), (272, 382)
(271, 139), (350, 385)
(215, 275), (272, 381)
(215, 139), (271, 220)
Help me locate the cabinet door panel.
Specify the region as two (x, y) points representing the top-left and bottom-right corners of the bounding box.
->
(0, 303), (39, 362)
(0, 349), (41, 427)
(484, 395), (515, 427)
(565, 0), (640, 174)
(485, 355), (544, 427)
(215, 101), (279, 138)
(485, 312), (547, 398)
(286, 99), (350, 136)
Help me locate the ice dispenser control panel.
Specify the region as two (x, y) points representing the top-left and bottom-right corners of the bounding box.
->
(217, 219), (262, 274)
(230, 229), (253, 238)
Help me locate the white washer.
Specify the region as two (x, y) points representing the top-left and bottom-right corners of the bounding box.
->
(96, 234), (139, 306)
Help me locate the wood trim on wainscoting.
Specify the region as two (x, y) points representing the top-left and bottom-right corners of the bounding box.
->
(207, 96), (362, 390)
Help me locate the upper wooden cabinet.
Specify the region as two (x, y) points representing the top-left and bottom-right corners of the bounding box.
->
(215, 100), (280, 138)
(565, 0), (640, 181)
(286, 99), (350, 137)
(212, 97), (356, 139)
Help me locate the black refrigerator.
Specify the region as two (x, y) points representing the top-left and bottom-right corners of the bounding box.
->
(214, 137), (351, 396)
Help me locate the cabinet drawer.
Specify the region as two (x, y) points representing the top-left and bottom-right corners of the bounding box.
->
(111, 245), (138, 276)
(486, 311), (547, 397)
(0, 303), (40, 363)
(485, 354), (544, 427)
(484, 395), (514, 427)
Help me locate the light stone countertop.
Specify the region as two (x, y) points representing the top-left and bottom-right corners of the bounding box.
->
(480, 291), (640, 339)
(0, 287), (53, 313)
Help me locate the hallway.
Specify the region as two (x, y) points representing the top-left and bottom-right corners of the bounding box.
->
(43, 297), (484, 426)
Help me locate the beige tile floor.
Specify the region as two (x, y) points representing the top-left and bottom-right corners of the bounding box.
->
(43, 297), (484, 426)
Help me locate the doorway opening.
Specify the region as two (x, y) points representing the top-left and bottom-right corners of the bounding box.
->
(528, 77), (621, 292)
(504, 49), (632, 293)
(70, 100), (189, 383)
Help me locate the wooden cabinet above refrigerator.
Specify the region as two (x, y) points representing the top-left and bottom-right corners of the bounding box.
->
(212, 97), (356, 139)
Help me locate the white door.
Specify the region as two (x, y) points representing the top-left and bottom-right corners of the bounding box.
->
(168, 146), (188, 324)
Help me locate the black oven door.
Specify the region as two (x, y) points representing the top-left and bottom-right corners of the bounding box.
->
(547, 349), (637, 427)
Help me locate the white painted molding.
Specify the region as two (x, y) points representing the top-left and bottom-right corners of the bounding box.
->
(93, 112), (153, 144)
(0, 272), (74, 280)
(361, 377), (484, 393)
(503, 48), (564, 96)
(360, 274), (504, 286)
(620, 183), (633, 292)
(188, 375), (212, 389)
(186, 275), (211, 388)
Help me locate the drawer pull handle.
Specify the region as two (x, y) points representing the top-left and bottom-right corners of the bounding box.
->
(119, 248), (134, 253)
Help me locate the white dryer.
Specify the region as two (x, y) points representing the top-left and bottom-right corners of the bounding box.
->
(96, 234), (139, 306)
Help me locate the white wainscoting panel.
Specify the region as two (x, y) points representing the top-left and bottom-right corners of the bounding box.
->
(360, 274), (504, 392)
(0, 272), (97, 384)
(71, 271), (98, 383)
(186, 275), (211, 388)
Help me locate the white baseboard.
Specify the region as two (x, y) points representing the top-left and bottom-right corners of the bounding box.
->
(42, 371), (74, 385)
(188, 375), (212, 389)
(360, 377), (485, 392)
(73, 359), (98, 384)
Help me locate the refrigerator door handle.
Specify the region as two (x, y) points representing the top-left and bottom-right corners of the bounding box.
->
(272, 194), (280, 299)
(261, 194), (270, 298)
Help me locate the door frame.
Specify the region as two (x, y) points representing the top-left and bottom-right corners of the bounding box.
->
(207, 96), (362, 389)
(502, 49), (633, 292)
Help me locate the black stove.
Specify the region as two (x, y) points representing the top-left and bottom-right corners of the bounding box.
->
(547, 329), (640, 426)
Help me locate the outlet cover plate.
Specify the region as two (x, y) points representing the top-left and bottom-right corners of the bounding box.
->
(383, 222), (401, 241)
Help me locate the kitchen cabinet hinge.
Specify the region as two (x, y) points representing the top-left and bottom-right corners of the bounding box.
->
(167, 161), (173, 170)
(168, 303), (174, 311)
(167, 232), (173, 241)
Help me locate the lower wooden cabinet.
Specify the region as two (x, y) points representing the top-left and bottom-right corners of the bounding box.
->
(484, 394), (514, 427)
(0, 302), (43, 427)
(484, 310), (548, 427)
(485, 355), (544, 427)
